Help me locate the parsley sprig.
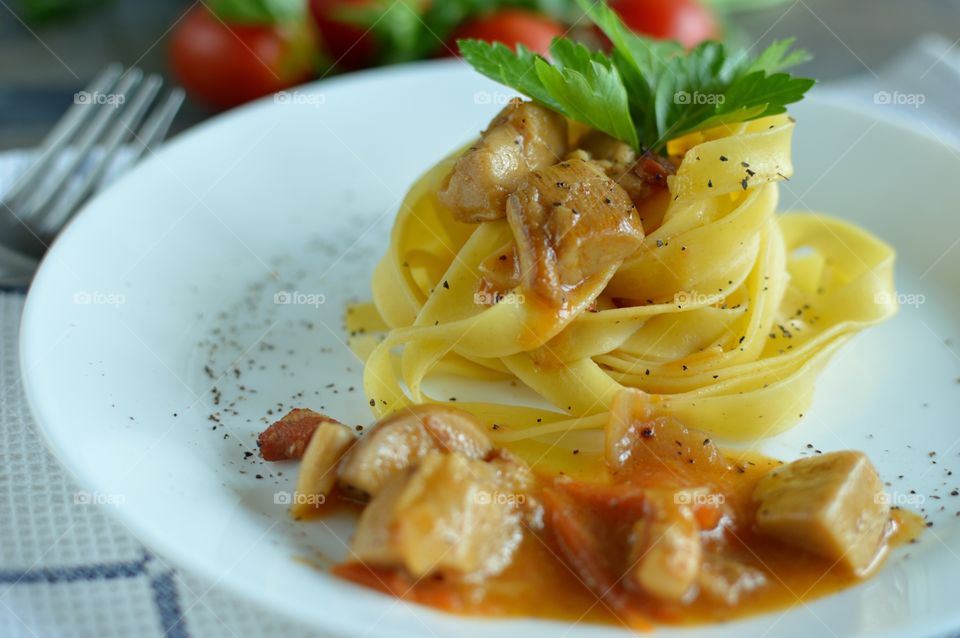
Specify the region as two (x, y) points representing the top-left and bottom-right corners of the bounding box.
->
(459, 0), (815, 154)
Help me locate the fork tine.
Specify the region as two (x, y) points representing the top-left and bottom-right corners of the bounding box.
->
(21, 69), (144, 220)
(43, 75), (164, 231)
(119, 87), (186, 171)
(3, 64), (122, 207)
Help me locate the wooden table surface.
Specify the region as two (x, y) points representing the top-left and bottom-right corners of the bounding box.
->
(2, 0), (959, 149)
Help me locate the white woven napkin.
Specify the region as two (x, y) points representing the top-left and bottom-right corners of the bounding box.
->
(2, 35), (959, 638)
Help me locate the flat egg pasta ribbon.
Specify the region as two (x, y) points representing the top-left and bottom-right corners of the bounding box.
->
(352, 114), (897, 445)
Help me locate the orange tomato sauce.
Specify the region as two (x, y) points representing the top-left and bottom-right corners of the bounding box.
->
(310, 447), (921, 628)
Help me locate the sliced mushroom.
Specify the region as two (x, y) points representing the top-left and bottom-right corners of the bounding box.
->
(606, 388), (730, 481)
(697, 556), (767, 606)
(752, 451), (891, 576)
(578, 130), (675, 207)
(439, 99), (568, 223)
(507, 158), (645, 305)
(578, 129), (637, 166)
(291, 421), (356, 518)
(487, 447), (543, 528)
(628, 489), (703, 602)
(351, 451), (523, 579)
(338, 405), (492, 496)
(258, 408), (344, 461)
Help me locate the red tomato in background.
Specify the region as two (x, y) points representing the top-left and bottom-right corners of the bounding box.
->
(448, 10), (565, 57)
(309, 0), (379, 69)
(608, 0), (718, 48)
(170, 6), (317, 110)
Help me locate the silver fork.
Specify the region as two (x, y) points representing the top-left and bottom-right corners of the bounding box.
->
(0, 64), (185, 282)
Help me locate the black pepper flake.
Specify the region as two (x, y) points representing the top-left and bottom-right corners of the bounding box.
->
(707, 179), (713, 188)
(656, 239), (664, 248)
(573, 449), (580, 455)
(641, 427), (654, 438)
(741, 178), (749, 190)
(255, 474), (264, 479)
(369, 399), (375, 407)
(719, 155), (728, 162)
(442, 280), (450, 290)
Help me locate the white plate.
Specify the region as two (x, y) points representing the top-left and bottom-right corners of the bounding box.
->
(21, 60), (960, 638)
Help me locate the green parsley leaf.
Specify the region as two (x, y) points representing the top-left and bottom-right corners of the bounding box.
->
(747, 37), (813, 74)
(458, 0), (815, 155)
(457, 40), (560, 110)
(536, 39), (639, 149)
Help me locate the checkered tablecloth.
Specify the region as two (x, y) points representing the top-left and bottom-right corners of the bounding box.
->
(1, 36), (958, 637)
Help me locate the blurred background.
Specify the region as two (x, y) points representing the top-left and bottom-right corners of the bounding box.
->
(1, 0), (959, 149)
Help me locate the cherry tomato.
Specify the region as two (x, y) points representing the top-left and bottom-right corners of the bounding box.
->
(448, 10), (565, 57)
(170, 6), (317, 110)
(608, 0), (718, 48)
(309, 0), (379, 70)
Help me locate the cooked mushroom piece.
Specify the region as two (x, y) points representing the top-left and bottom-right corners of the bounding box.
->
(258, 408), (346, 461)
(487, 447), (544, 528)
(628, 489), (703, 602)
(291, 421), (356, 518)
(606, 388), (730, 481)
(578, 130), (676, 207)
(507, 158), (645, 305)
(338, 405), (492, 496)
(752, 451), (891, 575)
(438, 99), (568, 223)
(350, 451), (524, 579)
(697, 556), (767, 606)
